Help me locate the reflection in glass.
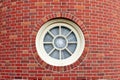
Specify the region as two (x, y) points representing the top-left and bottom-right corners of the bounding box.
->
(61, 26), (71, 36)
(44, 32), (53, 42)
(50, 26), (59, 36)
(44, 44), (53, 53)
(50, 50), (59, 59)
(67, 32), (77, 42)
(67, 44), (77, 53)
(61, 50), (71, 59)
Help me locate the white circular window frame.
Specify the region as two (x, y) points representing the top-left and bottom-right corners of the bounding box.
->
(36, 19), (85, 66)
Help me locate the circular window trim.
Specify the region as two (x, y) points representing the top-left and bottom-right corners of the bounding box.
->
(36, 19), (85, 66)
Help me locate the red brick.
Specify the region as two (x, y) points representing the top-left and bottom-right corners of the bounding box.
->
(77, 77), (86, 80)
(0, 0), (120, 80)
(60, 77), (70, 80)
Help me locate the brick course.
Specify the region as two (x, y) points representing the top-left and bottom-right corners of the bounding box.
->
(0, 0), (120, 80)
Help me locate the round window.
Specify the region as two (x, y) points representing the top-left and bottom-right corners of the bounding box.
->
(36, 19), (85, 66)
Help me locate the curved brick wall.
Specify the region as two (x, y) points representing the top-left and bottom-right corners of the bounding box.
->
(0, 0), (120, 80)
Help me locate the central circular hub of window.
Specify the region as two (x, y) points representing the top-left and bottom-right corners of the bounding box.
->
(36, 19), (85, 66)
(54, 37), (66, 49)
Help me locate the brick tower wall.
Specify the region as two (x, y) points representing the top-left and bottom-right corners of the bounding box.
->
(0, 0), (120, 80)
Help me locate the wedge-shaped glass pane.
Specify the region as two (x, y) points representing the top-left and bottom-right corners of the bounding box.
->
(61, 50), (71, 59)
(61, 26), (71, 36)
(67, 44), (77, 53)
(50, 50), (59, 59)
(67, 32), (77, 42)
(44, 32), (53, 42)
(50, 26), (59, 36)
(44, 44), (53, 53)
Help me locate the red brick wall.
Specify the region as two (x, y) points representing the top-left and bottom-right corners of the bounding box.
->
(0, 0), (120, 80)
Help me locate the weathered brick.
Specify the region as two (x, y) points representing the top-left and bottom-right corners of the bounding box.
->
(35, 2), (45, 6)
(27, 63), (38, 67)
(75, 5), (84, 10)
(30, 9), (36, 13)
(53, 0), (59, 2)
(1, 30), (7, 34)
(21, 21), (31, 26)
(43, 77), (53, 80)
(9, 35), (17, 39)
